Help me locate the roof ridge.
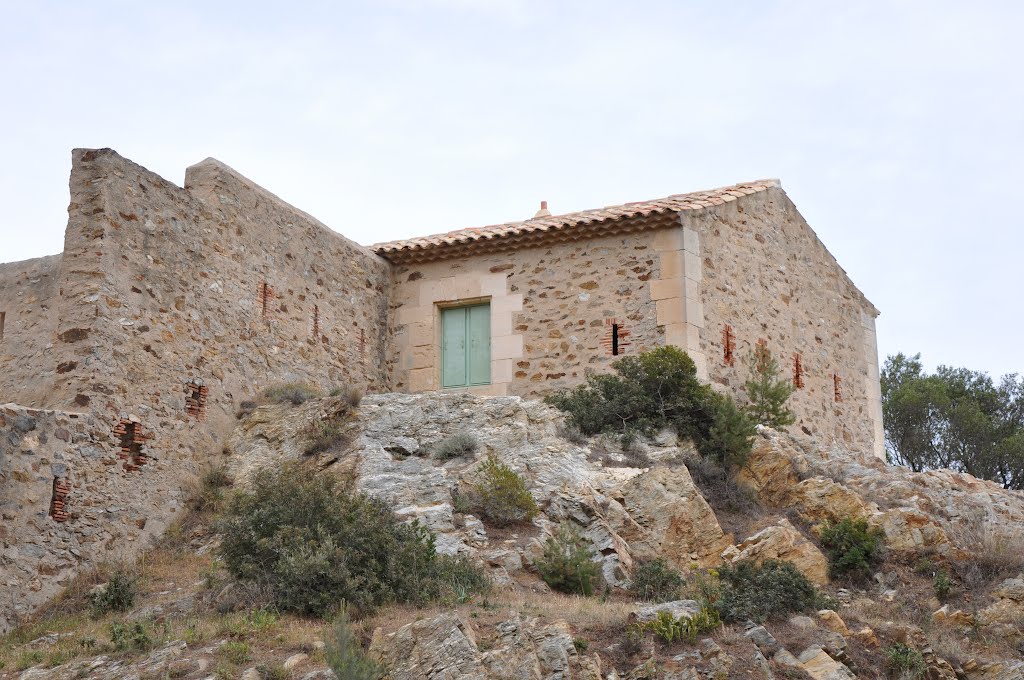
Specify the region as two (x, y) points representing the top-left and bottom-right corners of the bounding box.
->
(371, 178), (781, 259)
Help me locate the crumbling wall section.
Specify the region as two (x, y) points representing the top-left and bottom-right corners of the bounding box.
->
(0, 255), (62, 406)
(0, 404), (181, 633)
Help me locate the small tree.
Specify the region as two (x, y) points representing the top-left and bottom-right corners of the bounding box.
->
(535, 524), (601, 596)
(743, 342), (795, 429)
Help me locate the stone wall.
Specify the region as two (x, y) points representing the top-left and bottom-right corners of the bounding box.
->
(0, 255), (62, 406)
(0, 149), (394, 629)
(388, 229), (669, 396)
(0, 404), (182, 632)
(680, 186), (882, 457)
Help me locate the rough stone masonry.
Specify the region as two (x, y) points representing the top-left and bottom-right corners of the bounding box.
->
(0, 148), (881, 630)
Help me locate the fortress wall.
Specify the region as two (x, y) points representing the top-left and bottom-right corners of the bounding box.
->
(0, 149), (393, 628)
(0, 404), (158, 634)
(682, 187), (882, 458)
(0, 255), (62, 405)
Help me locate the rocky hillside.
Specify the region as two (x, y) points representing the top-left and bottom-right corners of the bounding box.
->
(3, 392), (1023, 679)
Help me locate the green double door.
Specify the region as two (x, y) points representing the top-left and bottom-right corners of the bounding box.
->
(441, 304), (491, 388)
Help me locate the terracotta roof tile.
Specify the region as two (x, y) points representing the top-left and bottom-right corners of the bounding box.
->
(371, 179), (780, 262)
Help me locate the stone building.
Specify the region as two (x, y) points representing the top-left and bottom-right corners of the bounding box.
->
(0, 148), (881, 630)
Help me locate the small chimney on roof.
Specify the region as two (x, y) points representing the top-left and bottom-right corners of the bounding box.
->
(533, 200), (550, 218)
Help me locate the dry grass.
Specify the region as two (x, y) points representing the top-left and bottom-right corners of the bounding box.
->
(947, 520), (1024, 591)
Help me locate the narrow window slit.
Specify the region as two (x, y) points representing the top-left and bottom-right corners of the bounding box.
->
(49, 477), (71, 523)
(185, 380), (208, 420)
(113, 419), (148, 471)
(833, 373), (843, 402)
(792, 353), (805, 389)
(722, 324), (736, 366)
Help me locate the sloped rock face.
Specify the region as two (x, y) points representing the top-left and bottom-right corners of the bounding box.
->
(228, 392), (733, 586)
(737, 427), (1024, 557)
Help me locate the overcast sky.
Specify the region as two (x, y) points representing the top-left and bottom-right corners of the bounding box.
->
(1, 1), (1021, 378)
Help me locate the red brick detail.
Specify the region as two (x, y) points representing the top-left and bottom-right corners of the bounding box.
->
(185, 381), (208, 420)
(722, 324), (736, 366)
(49, 477), (71, 523)
(833, 373), (843, 403)
(259, 281), (274, 319)
(312, 305), (320, 338)
(113, 419), (149, 471)
(601, 318), (631, 356)
(792, 353), (805, 389)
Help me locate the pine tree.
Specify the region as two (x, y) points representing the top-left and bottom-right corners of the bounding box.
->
(743, 342), (796, 429)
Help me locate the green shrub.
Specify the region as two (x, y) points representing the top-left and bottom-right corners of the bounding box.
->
(885, 643), (926, 679)
(743, 343), (796, 429)
(262, 383), (321, 406)
(715, 560), (821, 623)
(218, 463), (485, 617)
(89, 570), (137, 617)
(635, 606), (722, 644)
(544, 346), (755, 468)
(109, 620), (152, 653)
(433, 554), (492, 604)
(303, 418), (348, 456)
(535, 524), (601, 596)
(572, 637), (589, 652)
(433, 432), (480, 460)
(463, 455), (539, 526)
(819, 516), (885, 581)
(630, 559), (684, 602)
(933, 569), (954, 601)
(325, 608), (384, 680)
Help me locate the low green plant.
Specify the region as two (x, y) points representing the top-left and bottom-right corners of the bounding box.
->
(89, 569), (137, 617)
(714, 560), (821, 623)
(630, 559), (684, 602)
(534, 524), (601, 596)
(465, 455), (539, 526)
(933, 569), (954, 601)
(885, 643), (926, 679)
(262, 382), (321, 405)
(256, 664), (290, 680)
(636, 606), (722, 644)
(219, 640), (250, 665)
(14, 650), (44, 671)
(109, 620), (152, 653)
(572, 637), (589, 652)
(819, 516), (885, 581)
(324, 608), (384, 680)
(433, 432), (480, 460)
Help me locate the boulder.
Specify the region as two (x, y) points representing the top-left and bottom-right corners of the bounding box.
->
(721, 519), (829, 585)
(628, 600), (702, 625)
(613, 465), (732, 568)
